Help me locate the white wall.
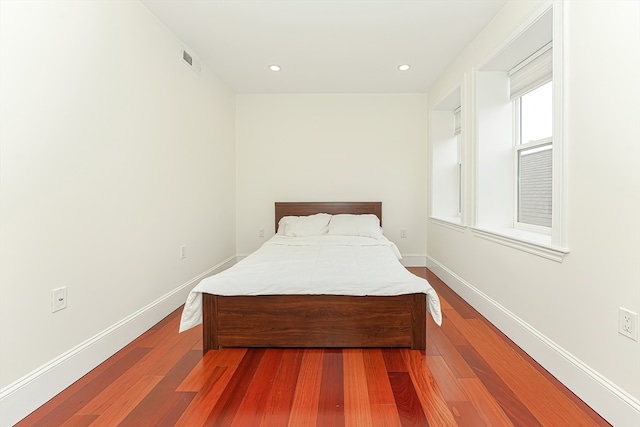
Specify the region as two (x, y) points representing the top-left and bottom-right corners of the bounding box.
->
(427, 0), (639, 424)
(430, 110), (458, 218)
(236, 94), (428, 261)
(0, 0), (235, 397)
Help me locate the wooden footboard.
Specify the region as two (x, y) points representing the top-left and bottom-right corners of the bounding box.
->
(201, 202), (428, 351)
(202, 293), (426, 350)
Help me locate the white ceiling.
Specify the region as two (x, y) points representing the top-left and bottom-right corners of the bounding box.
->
(141, 0), (507, 93)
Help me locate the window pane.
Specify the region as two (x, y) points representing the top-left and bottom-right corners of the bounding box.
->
(518, 144), (552, 227)
(520, 81), (552, 144)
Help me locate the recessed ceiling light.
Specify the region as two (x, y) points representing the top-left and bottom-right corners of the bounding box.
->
(269, 65), (281, 72)
(398, 64), (411, 71)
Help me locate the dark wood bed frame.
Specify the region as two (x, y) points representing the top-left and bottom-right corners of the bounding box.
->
(202, 202), (426, 350)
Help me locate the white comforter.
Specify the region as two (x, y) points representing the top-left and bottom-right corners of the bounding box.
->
(179, 235), (442, 332)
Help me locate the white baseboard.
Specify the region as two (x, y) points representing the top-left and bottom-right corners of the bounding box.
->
(426, 256), (640, 427)
(0, 256), (237, 427)
(400, 254), (427, 267)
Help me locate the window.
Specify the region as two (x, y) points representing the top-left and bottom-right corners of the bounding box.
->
(454, 106), (462, 216)
(473, 5), (567, 260)
(514, 72), (553, 230)
(430, 86), (463, 225)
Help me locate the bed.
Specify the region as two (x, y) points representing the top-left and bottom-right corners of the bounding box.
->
(179, 202), (441, 351)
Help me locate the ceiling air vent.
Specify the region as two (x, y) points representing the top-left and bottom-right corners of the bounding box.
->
(182, 47), (201, 75)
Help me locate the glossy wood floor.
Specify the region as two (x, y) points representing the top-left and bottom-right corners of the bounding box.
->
(16, 268), (609, 426)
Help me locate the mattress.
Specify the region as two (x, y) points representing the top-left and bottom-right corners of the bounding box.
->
(179, 235), (442, 332)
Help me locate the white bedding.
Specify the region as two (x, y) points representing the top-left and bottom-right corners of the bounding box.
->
(179, 235), (442, 332)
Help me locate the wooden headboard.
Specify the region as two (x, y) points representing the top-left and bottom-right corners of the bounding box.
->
(274, 202), (382, 232)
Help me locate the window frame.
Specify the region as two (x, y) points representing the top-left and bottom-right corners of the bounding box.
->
(457, 133), (462, 217)
(512, 82), (553, 234)
(429, 84), (464, 226)
(454, 106), (462, 217)
(470, 2), (568, 261)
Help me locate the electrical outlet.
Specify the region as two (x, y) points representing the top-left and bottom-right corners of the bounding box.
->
(259, 228), (265, 238)
(400, 228), (407, 238)
(619, 308), (638, 341)
(180, 245), (187, 259)
(52, 287), (67, 312)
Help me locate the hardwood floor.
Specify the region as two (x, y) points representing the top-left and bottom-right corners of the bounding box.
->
(16, 268), (609, 426)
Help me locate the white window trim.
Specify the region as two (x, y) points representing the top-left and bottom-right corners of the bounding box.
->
(471, 226), (569, 262)
(551, 0), (568, 249)
(457, 132), (463, 217)
(429, 216), (466, 233)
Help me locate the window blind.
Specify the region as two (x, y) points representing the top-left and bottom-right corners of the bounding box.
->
(509, 43), (552, 99)
(454, 106), (461, 135)
(518, 144), (552, 227)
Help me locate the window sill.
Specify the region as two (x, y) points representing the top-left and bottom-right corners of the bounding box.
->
(429, 216), (466, 232)
(470, 226), (569, 262)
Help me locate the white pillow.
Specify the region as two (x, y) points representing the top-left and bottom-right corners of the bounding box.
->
(276, 216), (289, 235)
(327, 214), (383, 238)
(279, 213), (331, 237)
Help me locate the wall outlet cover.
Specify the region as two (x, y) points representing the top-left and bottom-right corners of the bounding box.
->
(619, 308), (638, 341)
